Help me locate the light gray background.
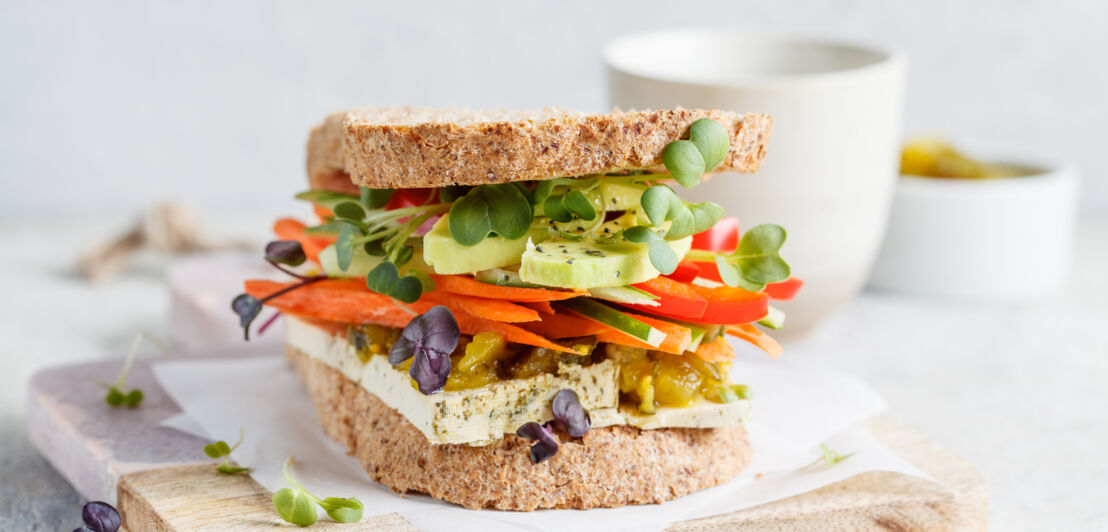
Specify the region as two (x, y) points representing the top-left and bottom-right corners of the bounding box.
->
(1, 0), (1106, 218)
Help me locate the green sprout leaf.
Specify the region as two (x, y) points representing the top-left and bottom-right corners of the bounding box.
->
(273, 487), (318, 527)
(335, 226), (357, 272)
(332, 201), (367, 222)
(366, 262), (425, 303)
(662, 140), (706, 188)
(102, 332), (167, 409)
(819, 443), (856, 468)
(366, 262), (400, 295)
(623, 226), (678, 275)
(543, 193), (573, 223)
(273, 457), (362, 526)
(204, 428), (250, 474)
(640, 185), (672, 227)
(689, 118), (730, 171)
(647, 240), (679, 275)
(563, 190), (597, 221)
(715, 224), (791, 292)
(359, 187), (395, 209)
(533, 180), (556, 205)
(448, 183), (534, 246)
(295, 190), (358, 209)
(319, 497), (364, 523)
(391, 276), (423, 304)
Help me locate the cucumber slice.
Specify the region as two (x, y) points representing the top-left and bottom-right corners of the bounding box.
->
(686, 325), (708, 352)
(319, 244), (382, 278)
(587, 285), (660, 306)
(556, 298), (666, 348)
(758, 306), (786, 330)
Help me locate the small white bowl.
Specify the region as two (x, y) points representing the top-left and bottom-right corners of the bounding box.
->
(868, 146), (1079, 300)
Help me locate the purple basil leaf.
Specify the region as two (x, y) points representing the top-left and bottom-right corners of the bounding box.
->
(82, 501), (121, 532)
(389, 306), (459, 395)
(74, 527), (95, 532)
(231, 294), (262, 340)
(516, 422), (559, 463)
(552, 389), (591, 438)
(265, 240), (307, 266)
(410, 346), (451, 395)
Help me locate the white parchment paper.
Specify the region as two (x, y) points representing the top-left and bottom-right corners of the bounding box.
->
(153, 339), (940, 532)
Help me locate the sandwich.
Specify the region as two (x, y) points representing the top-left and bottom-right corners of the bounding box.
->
(232, 107), (800, 511)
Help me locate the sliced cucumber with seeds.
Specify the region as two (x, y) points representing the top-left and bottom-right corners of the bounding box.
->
(758, 306), (786, 330)
(556, 298), (666, 348)
(587, 285), (660, 306)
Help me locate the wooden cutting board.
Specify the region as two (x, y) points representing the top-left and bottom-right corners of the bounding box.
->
(29, 358), (986, 531)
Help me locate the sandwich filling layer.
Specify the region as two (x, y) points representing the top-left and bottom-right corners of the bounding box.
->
(287, 315), (752, 446)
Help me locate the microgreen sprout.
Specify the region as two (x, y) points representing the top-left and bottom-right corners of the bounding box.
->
(101, 332), (167, 408)
(273, 457), (364, 526)
(810, 443), (855, 469)
(662, 118), (731, 188)
(516, 422), (559, 464)
(447, 182), (534, 246)
(74, 500), (120, 532)
(695, 224), (791, 292)
(203, 428), (251, 474)
(551, 389), (591, 438)
(388, 306), (460, 395)
(232, 239), (328, 340)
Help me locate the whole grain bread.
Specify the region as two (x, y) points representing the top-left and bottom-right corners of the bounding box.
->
(307, 106), (772, 191)
(287, 346), (752, 511)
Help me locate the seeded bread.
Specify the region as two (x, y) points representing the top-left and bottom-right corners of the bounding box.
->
(287, 346), (752, 511)
(307, 106), (772, 191)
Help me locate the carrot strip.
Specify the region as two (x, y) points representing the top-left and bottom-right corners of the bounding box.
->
(726, 324), (783, 359)
(244, 279), (578, 353)
(423, 292), (540, 323)
(694, 336), (735, 362)
(520, 311), (612, 339)
(430, 275), (585, 302)
(458, 316), (580, 354)
(312, 204), (334, 223)
(272, 218), (334, 265)
(520, 301), (556, 315)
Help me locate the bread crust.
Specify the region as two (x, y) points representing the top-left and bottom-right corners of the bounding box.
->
(307, 107), (772, 191)
(287, 346), (752, 511)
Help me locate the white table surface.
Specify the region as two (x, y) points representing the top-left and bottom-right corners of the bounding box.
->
(1, 214), (1105, 531)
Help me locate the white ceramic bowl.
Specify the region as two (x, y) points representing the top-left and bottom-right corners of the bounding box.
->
(868, 148), (1078, 300)
(606, 29), (906, 338)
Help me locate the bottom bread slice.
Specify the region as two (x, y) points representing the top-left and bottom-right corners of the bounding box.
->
(287, 345), (753, 511)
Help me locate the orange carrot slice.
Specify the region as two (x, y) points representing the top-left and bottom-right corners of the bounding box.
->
(244, 280), (577, 353)
(430, 275), (585, 302)
(424, 292), (540, 323)
(694, 336), (735, 362)
(726, 324), (783, 359)
(520, 301), (556, 315)
(272, 218), (334, 265)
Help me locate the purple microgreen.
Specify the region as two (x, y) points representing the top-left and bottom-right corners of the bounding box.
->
(102, 332), (166, 408)
(551, 389), (591, 438)
(516, 422), (559, 463)
(388, 306), (459, 395)
(80, 501), (121, 532)
(265, 240), (307, 266)
(232, 276), (324, 341)
(256, 310), (282, 336)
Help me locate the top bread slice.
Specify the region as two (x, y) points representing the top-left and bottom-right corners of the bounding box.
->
(307, 107), (772, 192)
